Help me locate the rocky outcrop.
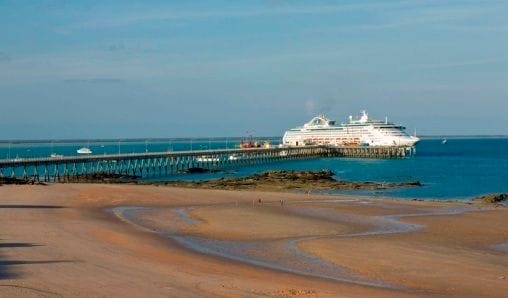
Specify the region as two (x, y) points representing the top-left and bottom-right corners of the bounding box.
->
(0, 177), (45, 185)
(161, 170), (422, 191)
(60, 173), (140, 183)
(474, 193), (508, 204)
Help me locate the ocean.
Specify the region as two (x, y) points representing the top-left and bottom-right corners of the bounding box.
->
(1, 137), (507, 200)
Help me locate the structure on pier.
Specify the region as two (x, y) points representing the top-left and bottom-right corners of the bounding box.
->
(0, 145), (415, 182)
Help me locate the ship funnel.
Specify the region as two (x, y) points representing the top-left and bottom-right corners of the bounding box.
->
(359, 110), (368, 123)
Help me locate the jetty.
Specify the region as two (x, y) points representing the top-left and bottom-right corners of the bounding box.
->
(0, 145), (414, 182)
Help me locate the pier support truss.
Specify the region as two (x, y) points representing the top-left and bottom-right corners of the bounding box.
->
(0, 145), (414, 182)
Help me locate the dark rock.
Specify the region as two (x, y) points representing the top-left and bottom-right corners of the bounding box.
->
(60, 173), (139, 183)
(474, 193), (508, 204)
(186, 167), (210, 173)
(0, 177), (45, 185)
(185, 167), (223, 174)
(160, 170), (422, 191)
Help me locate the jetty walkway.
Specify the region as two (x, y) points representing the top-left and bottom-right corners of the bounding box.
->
(0, 145), (414, 182)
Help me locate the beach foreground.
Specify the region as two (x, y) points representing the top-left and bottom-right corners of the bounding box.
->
(0, 184), (506, 297)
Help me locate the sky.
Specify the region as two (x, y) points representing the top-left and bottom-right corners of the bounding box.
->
(0, 0), (507, 139)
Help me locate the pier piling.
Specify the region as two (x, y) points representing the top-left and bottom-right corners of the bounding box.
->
(0, 145), (414, 182)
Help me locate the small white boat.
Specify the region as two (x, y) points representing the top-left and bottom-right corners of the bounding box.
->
(196, 156), (219, 162)
(77, 147), (92, 154)
(228, 154), (241, 161)
(50, 153), (64, 158)
(442, 139), (448, 145)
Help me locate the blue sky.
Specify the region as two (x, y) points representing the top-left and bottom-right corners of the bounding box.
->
(1, 0), (507, 139)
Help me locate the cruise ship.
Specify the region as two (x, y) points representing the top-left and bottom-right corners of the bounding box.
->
(282, 111), (419, 147)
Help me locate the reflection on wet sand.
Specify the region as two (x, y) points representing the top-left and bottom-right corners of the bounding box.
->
(112, 199), (486, 289)
(492, 242), (508, 253)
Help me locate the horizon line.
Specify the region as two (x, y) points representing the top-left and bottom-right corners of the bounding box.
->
(1, 134), (508, 144)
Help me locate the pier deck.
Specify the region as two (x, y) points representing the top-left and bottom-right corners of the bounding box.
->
(0, 145), (414, 182)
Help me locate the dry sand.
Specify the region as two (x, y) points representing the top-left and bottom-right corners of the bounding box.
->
(0, 184), (506, 297)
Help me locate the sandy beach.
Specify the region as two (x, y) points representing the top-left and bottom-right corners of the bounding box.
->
(0, 184), (507, 297)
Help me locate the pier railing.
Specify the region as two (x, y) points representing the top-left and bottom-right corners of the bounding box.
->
(0, 145), (414, 182)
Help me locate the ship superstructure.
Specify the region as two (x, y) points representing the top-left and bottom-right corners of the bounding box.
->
(282, 111), (419, 147)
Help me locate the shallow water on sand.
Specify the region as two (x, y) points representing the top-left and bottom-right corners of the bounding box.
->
(492, 242), (508, 253)
(111, 199), (482, 288)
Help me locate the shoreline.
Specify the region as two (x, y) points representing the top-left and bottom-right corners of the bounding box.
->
(1, 160), (506, 205)
(2, 168), (505, 205)
(2, 180), (504, 206)
(0, 183), (506, 297)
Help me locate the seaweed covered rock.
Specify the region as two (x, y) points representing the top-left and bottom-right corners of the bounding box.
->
(253, 170), (335, 182)
(162, 170), (421, 191)
(474, 193), (508, 204)
(0, 177), (45, 185)
(60, 173), (140, 183)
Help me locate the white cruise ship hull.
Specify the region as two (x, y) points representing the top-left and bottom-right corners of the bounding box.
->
(282, 112), (419, 147)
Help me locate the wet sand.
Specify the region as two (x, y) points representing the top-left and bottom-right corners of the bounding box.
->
(0, 184), (507, 297)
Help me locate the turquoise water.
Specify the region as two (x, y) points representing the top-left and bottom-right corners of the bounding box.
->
(0, 138), (257, 158)
(1, 138), (507, 200)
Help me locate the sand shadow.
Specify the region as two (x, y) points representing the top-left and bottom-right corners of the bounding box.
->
(0, 240), (74, 280)
(0, 260), (74, 265)
(0, 259), (76, 280)
(0, 205), (64, 209)
(0, 243), (42, 248)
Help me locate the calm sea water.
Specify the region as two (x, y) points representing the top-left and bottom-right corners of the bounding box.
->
(1, 138), (507, 200)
